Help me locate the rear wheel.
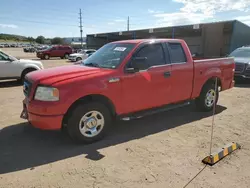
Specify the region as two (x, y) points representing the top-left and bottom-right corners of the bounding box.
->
(44, 54), (50, 60)
(195, 82), (219, 111)
(66, 102), (112, 144)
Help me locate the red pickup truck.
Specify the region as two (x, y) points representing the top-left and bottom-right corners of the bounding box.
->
(21, 39), (235, 143)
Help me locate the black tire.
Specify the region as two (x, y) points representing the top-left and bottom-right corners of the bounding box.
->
(19, 68), (36, 84)
(44, 54), (50, 60)
(66, 102), (112, 144)
(195, 82), (219, 112)
(60, 57), (64, 59)
(64, 53), (69, 59)
(76, 57), (82, 62)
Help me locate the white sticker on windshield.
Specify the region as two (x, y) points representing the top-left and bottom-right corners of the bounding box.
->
(114, 47), (127, 51)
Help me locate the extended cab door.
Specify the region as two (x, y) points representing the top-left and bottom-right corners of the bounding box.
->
(121, 42), (172, 114)
(166, 42), (194, 103)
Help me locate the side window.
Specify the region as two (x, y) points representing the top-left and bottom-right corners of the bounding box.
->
(0, 52), (9, 61)
(86, 51), (93, 54)
(134, 43), (165, 70)
(168, 43), (187, 63)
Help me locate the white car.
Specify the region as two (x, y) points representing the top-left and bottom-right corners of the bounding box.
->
(68, 49), (96, 62)
(0, 50), (44, 83)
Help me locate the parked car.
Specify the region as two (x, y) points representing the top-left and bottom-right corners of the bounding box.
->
(10, 44), (17, 48)
(68, 49), (96, 62)
(0, 44), (4, 48)
(229, 46), (250, 79)
(0, 50), (43, 83)
(23, 47), (36, 53)
(36, 45), (73, 60)
(20, 39), (235, 143)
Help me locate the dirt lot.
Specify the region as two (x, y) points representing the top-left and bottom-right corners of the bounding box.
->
(1, 48), (250, 188)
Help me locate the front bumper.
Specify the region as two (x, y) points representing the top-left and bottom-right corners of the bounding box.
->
(68, 56), (77, 61)
(21, 100), (63, 130)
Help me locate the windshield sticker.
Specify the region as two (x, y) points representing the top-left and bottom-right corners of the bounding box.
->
(114, 47), (127, 51)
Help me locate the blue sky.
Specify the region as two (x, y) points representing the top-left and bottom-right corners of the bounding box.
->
(1, 0), (250, 38)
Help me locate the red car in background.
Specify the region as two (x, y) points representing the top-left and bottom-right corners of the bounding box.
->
(36, 45), (73, 60)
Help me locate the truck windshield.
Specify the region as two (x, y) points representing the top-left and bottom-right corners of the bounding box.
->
(82, 43), (136, 69)
(229, 49), (250, 58)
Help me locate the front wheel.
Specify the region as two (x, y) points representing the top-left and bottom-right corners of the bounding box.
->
(76, 57), (82, 62)
(66, 102), (112, 144)
(44, 54), (50, 60)
(195, 83), (219, 112)
(64, 53), (69, 59)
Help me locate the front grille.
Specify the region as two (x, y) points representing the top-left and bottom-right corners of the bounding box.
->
(23, 79), (32, 97)
(235, 63), (246, 73)
(245, 67), (250, 77)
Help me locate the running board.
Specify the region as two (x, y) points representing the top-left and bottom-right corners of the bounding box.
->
(120, 101), (191, 121)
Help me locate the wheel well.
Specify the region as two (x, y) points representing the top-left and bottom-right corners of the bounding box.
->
(62, 94), (116, 126)
(202, 77), (222, 91)
(21, 67), (37, 78)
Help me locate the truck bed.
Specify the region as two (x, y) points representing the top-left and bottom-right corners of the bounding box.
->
(192, 57), (235, 98)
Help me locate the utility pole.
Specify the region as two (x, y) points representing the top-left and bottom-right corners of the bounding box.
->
(79, 9), (83, 48)
(127, 16), (130, 31)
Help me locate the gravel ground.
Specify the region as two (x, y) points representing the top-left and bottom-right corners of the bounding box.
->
(0, 48), (250, 188)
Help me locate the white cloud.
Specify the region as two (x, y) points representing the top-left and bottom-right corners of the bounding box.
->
(148, 9), (163, 14)
(107, 22), (115, 25)
(114, 19), (126, 22)
(173, 0), (250, 16)
(235, 15), (250, 25)
(154, 12), (212, 27)
(0, 24), (18, 29)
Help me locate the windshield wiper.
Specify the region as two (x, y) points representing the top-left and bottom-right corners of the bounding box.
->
(84, 62), (100, 67)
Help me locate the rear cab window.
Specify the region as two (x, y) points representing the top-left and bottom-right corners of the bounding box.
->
(167, 43), (187, 64)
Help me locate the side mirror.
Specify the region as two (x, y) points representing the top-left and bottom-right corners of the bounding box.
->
(125, 57), (147, 73)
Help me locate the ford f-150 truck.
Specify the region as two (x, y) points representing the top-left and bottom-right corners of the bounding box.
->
(20, 39), (235, 143)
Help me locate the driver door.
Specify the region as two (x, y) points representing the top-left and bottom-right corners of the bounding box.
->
(121, 42), (172, 114)
(0, 52), (15, 78)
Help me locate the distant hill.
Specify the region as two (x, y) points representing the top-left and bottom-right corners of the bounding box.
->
(0, 33), (35, 42)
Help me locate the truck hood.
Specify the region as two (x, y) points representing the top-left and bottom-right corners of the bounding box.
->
(27, 65), (110, 85)
(234, 57), (250, 64)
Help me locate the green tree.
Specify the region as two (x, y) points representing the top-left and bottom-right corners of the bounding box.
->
(51, 37), (64, 44)
(27, 37), (35, 42)
(36, 36), (45, 44)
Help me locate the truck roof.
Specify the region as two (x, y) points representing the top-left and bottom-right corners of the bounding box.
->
(111, 38), (184, 44)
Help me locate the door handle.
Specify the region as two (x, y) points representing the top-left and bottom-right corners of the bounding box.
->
(163, 71), (171, 78)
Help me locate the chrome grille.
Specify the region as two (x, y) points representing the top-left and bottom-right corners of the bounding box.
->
(245, 67), (250, 77)
(235, 63), (245, 73)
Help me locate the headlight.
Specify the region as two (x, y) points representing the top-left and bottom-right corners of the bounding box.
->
(34, 86), (59, 101)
